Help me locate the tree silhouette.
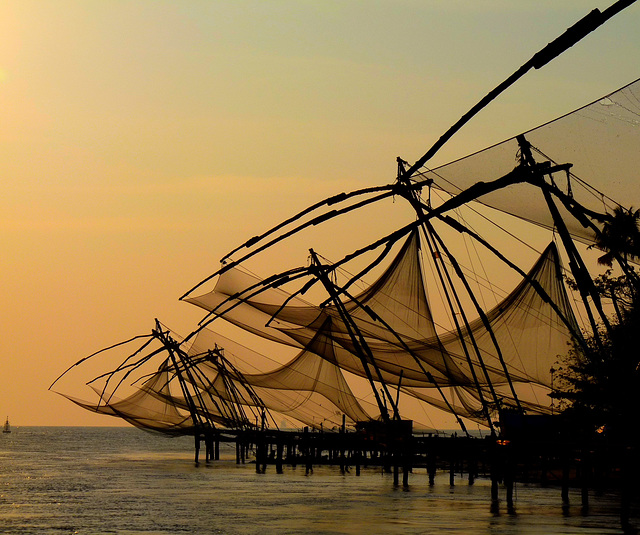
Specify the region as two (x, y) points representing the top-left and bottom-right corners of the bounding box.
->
(554, 267), (640, 445)
(594, 206), (640, 267)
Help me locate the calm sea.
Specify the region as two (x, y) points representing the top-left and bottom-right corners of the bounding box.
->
(0, 427), (634, 534)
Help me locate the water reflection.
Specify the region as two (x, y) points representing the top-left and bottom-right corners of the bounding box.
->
(0, 427), (631, 535)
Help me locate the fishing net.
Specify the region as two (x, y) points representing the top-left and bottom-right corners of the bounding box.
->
(58, 360), (196, 435)
(187, 229), (579, 421)
(183, 326), (375, 429)
(421, 78), (640, 242)
(54, 79), (635, 433)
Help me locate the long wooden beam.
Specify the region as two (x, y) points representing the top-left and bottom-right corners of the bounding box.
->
(400, 0), (637, 179)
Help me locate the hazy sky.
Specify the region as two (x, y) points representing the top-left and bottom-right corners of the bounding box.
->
(1, 1), (639, 427)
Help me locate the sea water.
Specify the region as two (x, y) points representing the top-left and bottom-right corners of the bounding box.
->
(0, 427), (634, 534)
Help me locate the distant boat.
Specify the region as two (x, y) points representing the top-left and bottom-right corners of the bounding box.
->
(3, 417), (10, 434)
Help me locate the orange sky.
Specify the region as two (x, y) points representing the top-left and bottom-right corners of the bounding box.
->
(1, 1), (639, 427)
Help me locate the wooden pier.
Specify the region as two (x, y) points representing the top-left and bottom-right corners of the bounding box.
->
(194, 418), (638, 527)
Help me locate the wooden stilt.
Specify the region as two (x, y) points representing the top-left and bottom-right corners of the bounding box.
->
(540, 453), (548, 487)
(402, 450), (410, 488)
(490, 443), (499, 507)
(276, 440), (284, 474)
(505, 470), (515, 512)
(384, 448), (392, 474)
(620, 447), (632, 532)
(428, 453), (436, 486)
(255, 440), (262, 474)
(304, 427), (313, 475)
(393, 448), (400, 486)
(468, 452), (476, 485)
(504, 444), (515, 513)
(340, 415), (346, 475)
(204, 432), (211, 462)
(402, 435), (411, 488)
(581, 450), (589, 512)
(449, 453), (455, 487)
(491, 475), (499, 504)
(561, 451), (570, 505)
(261, 445), (267, 474)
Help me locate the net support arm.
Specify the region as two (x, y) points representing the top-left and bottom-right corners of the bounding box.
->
(400, 0), (637, 179)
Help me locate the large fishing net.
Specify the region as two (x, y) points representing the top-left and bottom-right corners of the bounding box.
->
(52, 78), (638, 434)
(421, 78), (640, 242)
(187, 230), (579, 423)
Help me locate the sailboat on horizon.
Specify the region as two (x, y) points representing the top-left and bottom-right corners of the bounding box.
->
(3, 417), (11, 434)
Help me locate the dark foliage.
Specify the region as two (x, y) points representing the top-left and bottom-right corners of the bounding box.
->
(554, 206), (640, 445)
(553, 301), (640, 444)
(592, 206), (640, 267)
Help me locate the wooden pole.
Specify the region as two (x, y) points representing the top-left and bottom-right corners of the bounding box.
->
(620, 446), (633, 532)
(468, 450), (476, 486)
(581, 449), (590, 512)
(255, 438), (262, 474)
(398, 0), (637, 182)
(276, 439), (284, 474)
(340, 415), (346, 475)
(490, 442), (499, 507)
(561, 448), (570, 505)
(402, 443), (410, 488)
(304, 427), (313, 475)
(449, 456), (455, 487)
(505, 457), (515, 512)
(428, 454), (436, 487)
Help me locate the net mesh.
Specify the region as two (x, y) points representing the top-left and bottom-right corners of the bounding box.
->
(53, 79), (638, 434)
(187, 231), (579, 421)
(422, 78), (640, 241)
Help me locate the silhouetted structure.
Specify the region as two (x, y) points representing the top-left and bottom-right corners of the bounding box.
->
(51, 0), (639, 528)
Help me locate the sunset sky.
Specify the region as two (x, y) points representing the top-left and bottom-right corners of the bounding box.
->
(1, 1), (639, 427)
